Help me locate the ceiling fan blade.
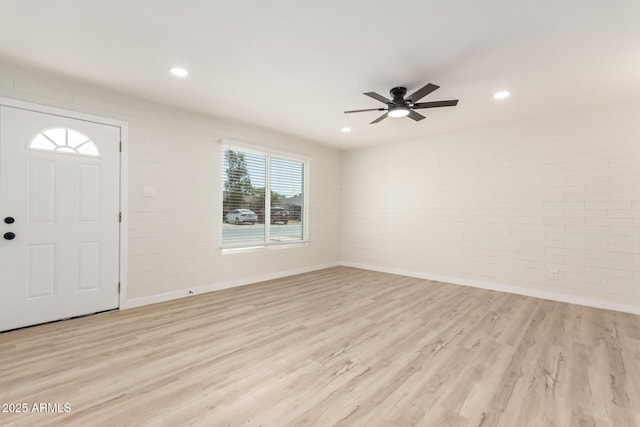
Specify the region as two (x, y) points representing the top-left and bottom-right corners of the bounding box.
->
(407, 110), (426, 121)
(407, 83), (440, 102)
(413, 99), (459, 109)
(370, 113), (388, 124)
(344, 108), (386, 114)
(364, 92), (391, 104)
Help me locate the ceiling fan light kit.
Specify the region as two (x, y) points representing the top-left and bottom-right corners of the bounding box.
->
(388, 105), (410, 118)
(344, 83), (458, 124)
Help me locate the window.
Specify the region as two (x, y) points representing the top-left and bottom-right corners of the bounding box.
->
(29, 128), (100, 156)
(222, 144), (306, 249)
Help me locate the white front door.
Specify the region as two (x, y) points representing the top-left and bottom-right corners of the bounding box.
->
(0, 105), (121, 331)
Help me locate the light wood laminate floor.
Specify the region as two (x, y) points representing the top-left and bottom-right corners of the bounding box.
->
(1, 266), (640, 426)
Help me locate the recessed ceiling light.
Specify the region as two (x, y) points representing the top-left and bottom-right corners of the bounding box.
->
(341, 127), (352, 133)
(493, 90), (510, 100)
(169, 67), (189, 77)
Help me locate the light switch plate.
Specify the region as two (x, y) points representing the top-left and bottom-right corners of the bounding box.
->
(143, 185), (155, 197)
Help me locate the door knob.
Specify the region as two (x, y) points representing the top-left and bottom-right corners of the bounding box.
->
(3, 232), (15, 240)
(4, 217), (14, 224)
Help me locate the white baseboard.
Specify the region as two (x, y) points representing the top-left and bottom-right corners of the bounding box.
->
(340, 261), (640, 315)
(122, 260), (640, 315)
(122, 262), (340, 309)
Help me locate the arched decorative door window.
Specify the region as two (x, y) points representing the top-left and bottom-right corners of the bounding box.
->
(28, 127), (100, 156)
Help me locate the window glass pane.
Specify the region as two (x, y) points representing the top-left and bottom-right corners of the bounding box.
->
(29, 128), (100, 157)
(269, 157), (303, 243)
(67, 129), (90, 148)
(222, 149), (266, 248)
(221, 146), (306, 249)
(30, 134), (57, 150)
(76, 141), (100, 156)
(42, 128), (66, 144)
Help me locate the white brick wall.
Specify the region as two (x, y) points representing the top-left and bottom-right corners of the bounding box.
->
(0, 64), (341, 302)
(3, 62), (640, 313)
(341, 103), (640, 309)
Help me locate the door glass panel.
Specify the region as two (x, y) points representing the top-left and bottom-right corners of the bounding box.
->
(29, 127), (100, 157)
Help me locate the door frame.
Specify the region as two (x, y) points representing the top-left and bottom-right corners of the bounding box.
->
(0, 96), (129, 311)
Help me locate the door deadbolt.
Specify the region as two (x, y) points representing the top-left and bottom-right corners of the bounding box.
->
(4, 217), (15, 224)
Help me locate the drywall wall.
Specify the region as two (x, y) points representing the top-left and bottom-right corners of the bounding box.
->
(341, 103), (640, 311)
(0, 64), (341, 305)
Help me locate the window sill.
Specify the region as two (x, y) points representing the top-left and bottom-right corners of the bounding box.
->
(221, 240), (310, 254)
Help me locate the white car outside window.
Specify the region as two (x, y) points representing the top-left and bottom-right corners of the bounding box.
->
(226, 209), (257, 224)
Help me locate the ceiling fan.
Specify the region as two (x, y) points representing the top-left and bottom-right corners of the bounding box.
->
(344, 83), (458, 124)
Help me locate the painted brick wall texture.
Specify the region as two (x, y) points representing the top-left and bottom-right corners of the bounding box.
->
(3, 63), (640, 310)
(341, 104), (640, 308)
(0, 64), (342, 300)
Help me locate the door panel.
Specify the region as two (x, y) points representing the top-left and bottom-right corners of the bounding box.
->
(27, 158), (56, 223)
(76, 241), (101, 291)
(0, 106), (120, 331)
(76, 163), (101, 222)
(26, 243), (56, 298)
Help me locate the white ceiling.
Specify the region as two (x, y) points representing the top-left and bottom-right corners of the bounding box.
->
(1, 1), (639, 150)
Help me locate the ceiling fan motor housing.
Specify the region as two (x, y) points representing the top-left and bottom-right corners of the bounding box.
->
(390, 87), (408, 104)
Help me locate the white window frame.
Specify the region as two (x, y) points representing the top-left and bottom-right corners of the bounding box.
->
(220, 139), (309, 251)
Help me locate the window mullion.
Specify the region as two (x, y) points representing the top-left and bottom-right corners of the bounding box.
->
(265, 155), (271, 244)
